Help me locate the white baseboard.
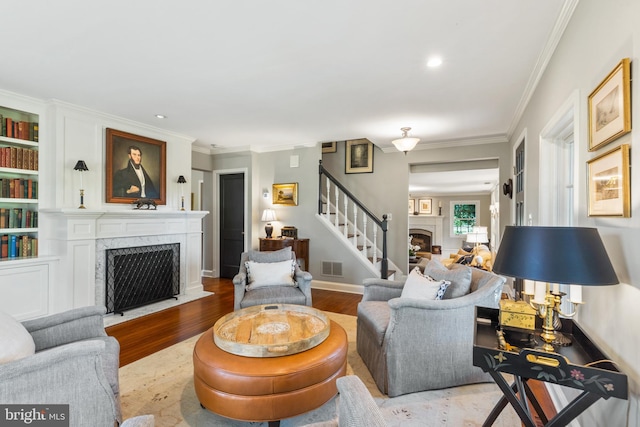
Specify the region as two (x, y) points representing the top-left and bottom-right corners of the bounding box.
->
(201, 269), (215, 278)
(311, 280), (363, 295)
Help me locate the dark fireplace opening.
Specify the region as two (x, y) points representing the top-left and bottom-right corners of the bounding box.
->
(106, 243), (180, 315)
(409, 228), (432, 253)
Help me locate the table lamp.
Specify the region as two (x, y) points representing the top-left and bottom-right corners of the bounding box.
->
(261, 209), (277, 238)
(492, 226), (618, 352)
(73, 160), (89, 209)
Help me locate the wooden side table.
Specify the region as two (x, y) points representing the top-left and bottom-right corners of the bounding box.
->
(259, 238), (309, 270)
(473, 307), (627, 427)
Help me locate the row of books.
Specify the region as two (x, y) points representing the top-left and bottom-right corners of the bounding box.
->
(0, 234), (37, 259)
(0, 116), (39, 142)
(0, 178), (38, 199)
(0, 146), (38, 170)
(0, 208), (38, 229)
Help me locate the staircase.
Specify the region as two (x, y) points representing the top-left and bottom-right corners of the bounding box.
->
(317, 161), (397, 279)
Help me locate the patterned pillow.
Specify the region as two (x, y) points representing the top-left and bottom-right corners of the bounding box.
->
(245, 259), (296, 290)
(401, 267), (450, 300)
(424, 263), (472, 299)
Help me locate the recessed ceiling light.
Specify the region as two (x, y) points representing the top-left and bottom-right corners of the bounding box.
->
(427, 57), (442, 68)
(155, 114), (167, 119)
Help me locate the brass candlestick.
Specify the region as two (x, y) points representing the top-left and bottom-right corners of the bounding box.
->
(524, 284), (582, 352)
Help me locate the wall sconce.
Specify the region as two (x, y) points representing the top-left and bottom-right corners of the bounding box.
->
(73, 160), (89, 209)
(261, 209), (277, 238)
(177, 175), (187, 211)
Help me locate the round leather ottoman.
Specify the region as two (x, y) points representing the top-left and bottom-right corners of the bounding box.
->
(193, 319), (348, 423)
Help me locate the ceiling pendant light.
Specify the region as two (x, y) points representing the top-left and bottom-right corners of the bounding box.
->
(392, 127), (420, 154)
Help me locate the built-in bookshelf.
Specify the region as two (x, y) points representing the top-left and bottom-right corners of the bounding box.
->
(0, 105), (39, 259)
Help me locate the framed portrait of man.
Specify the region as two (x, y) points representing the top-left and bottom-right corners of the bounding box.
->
(105, 128), (167, 205)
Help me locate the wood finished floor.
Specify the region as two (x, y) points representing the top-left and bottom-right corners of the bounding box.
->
(106, 276), (554, 424)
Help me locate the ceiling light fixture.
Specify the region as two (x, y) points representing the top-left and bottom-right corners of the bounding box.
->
(427, 57), (442, 68)
(392, 127), (420, 154)
(155, 114), (167, 119)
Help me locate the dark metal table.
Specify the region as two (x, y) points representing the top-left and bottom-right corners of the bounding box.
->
(473, 307), (628, 427)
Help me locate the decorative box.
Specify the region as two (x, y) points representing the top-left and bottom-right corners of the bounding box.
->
(281, 226), (298, 239)
(499, 300), (536, 330)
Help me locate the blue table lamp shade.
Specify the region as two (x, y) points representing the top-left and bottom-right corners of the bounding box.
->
(493, 226), (618, 286)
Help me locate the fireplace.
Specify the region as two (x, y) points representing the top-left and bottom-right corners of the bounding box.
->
(410, 228), (432, 253)
(105, 243), (180, 314)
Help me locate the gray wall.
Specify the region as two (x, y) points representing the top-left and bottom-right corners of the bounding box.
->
(509, 0), (640, 423)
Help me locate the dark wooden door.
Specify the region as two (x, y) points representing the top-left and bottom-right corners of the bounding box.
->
(219, 173), (245, 278)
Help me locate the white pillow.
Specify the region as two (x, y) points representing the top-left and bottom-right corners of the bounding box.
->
(401, 267), (450, 300)
(245, 259), (296, 290)
(0, 310), (36, 364)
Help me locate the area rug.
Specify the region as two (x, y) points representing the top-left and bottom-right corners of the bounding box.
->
(119, 312), (520, 426)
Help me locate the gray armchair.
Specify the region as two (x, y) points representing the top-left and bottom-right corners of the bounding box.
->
(0, 306), (122, 427)
(357, 263), (505, 397)
(232, 247), (313, 310)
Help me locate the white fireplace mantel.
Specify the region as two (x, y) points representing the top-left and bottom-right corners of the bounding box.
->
(40, 209), (208, 313)
(408, 215), (444, 246)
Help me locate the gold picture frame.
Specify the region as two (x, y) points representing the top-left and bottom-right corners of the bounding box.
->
(105, 128), (166, 205)
(587, 144), (630, 217)
(418, 198), (432, 214)
(321, 141), (337, 153)
(272, 183), (298, 206)
(588, 58), (631, 151)
(345, 139), (373, 174)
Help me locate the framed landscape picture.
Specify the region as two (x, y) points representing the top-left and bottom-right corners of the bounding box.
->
(105, 128), (166, 205)
(587, 144), (630, 217)
(345, 139), (373, 174)
(409, 199), (415, 214)
(273, 182), (298, 206)
(588, 58), (631, 151)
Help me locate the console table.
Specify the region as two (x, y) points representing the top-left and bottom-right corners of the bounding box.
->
(259, 238), (309, 270)
(473, 307), (627, 427)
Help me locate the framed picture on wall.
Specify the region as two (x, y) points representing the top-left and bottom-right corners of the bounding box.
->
(105, 128), (166, 205)
(418, 198), (432, 214)
(345, 139), (373, 174)
(273, 182), (298, 206)
(587, 144), (630, 217)
(322, 141), (337, 153)
(409, 199), (415, 214)
(588, 58), (631, 151)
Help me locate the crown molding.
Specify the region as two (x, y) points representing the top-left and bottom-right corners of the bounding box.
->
(506, 0), (579, 138)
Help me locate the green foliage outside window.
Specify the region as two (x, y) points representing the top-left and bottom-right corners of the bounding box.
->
(453, 203), (476, 235)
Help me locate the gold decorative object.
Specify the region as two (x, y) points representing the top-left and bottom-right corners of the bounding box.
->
(499, 300), (536, 330)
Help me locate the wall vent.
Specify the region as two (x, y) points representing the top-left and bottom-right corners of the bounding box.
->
(322, 261), (343, 277)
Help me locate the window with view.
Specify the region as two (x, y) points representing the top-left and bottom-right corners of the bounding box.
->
(450, 201), (479, 236)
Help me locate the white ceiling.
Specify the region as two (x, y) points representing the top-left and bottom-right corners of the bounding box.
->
(410, 168), (500, 195)
(0, 0), (571, 157)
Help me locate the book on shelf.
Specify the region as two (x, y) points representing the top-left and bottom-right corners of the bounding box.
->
(1, 117), (39, 142)
(0, 234), (37, 259)
(0, 234), (7, 258)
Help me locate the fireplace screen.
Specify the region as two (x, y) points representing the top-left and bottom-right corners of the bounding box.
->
(105, 243), (180, 314)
